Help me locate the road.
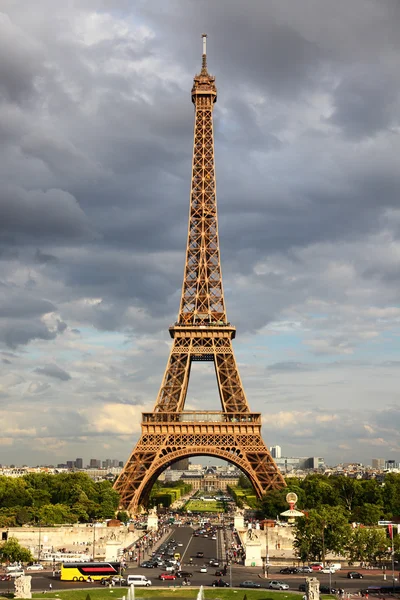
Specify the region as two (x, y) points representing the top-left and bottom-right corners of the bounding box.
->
(0, 526), (392, 594)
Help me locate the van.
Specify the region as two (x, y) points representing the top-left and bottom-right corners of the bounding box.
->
(329, 563), (342, 571)
(126, 575), (152, 586)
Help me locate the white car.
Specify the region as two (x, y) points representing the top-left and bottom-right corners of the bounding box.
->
(199, 566), (208, 573)
(321, 567), (336, 574)
(27, 564), (44, 571)
(177, 543), (183, 547)
(269, 581), (289, 590)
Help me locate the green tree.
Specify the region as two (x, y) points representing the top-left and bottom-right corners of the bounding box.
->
(258, 490), (288, 519)
(351, 503), (384, 526)
(346, 527), (388, 564)
(0, 537), (33, 563)
(238, 474), (252, 489)
(294, 506), (352, 563)
(117, 511), (130, 524)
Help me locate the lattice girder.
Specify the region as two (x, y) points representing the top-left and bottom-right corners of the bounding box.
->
(114, 36), (285, 513)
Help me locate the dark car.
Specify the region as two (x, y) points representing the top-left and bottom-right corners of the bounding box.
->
(279, 567), (298, 574)
(215, 570), (226, 577)
(320, 585), (338, 594)
(140, 561), (155, 568)
(300, 583), (337, 594)
(240, 581), (261, 588)
(176, 571), (193, 579)
(212, 579), (230, 587)
(196, 551), (204, 558)
(348, 572), (363, 579)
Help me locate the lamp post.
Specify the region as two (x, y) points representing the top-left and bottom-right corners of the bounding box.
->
(92, 521), (96, 561)
(38, 522), (41, 562)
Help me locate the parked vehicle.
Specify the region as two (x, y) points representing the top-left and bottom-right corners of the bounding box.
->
(322, 567), (336, 574)
(348, 572), (363, 579)
(279, 567), (298, 574)
(269, 581), (289, 590)
(240, 581), (261, 588)
(176, 571), (193, 578)
(298, 566), (313, 573)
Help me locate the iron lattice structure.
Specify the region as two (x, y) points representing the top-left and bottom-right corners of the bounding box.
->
(115, 36), (286, 513)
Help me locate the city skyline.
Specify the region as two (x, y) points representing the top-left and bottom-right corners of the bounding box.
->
(0, 1), (399, 465)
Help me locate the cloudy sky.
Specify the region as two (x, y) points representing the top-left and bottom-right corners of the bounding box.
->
(1, 0), (399, 468)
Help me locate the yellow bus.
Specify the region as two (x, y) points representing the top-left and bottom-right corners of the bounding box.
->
(60, 562), (121, 582)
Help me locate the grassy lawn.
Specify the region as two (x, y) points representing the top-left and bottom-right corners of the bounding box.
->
(26, 589), (306, 600)
(184, 500), (224, 513)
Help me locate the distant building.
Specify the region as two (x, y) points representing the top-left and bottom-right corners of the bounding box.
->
(385, 460), (399, 470)
(66, 461), (74, 469)
(181, 466), (240, 492)
(372, 458), (385, 470)
(89, 458), (101, 469)
(75, 458), (83, 469)
(270, 445), (282, 459)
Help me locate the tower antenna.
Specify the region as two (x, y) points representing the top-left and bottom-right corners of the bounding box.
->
(201, 33), (207, 73)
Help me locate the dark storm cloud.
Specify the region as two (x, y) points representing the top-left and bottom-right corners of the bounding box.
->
(0, 295), (55, 319)
(35, 364), (71, 381)
(0, 187), (94, 244)
(0, 320), (57, 349)
(328, 69), (399, 139)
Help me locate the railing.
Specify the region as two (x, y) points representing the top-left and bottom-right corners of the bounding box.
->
(142, 412), (261, 424)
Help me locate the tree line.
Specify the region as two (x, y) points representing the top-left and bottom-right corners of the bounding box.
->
(0, 472), (120, 526)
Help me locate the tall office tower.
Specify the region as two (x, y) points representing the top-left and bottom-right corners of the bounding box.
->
(372, 458), (385, 469)
(75, 458), (83, 469)
(270, 445), (282, 459)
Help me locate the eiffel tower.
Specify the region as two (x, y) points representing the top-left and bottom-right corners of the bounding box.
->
(114, 35), (286, 513)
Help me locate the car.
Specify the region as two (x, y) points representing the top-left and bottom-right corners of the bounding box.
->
(212, 579), (230, 587)
(320, 586), (337, 594)
(298, 566), (313, 573)
(159, 573), (176, 581)
(279, 567), (298, 574)
(27, 564), (44, 571)
(211, 536), (217, 540)
(200, 566), (208, 573)
(348, 572), (363, 579)
(101, 575), (127, 586)
(141, 561), (155, 568)
(164, 564), (175, 572)
(240, 581), (261, 588)
(311, 563), (323, 571)
(269, 581), (289, 590)
(196, 551), (204, 558)
(0, 575), (11, 581)
(177, 543), (183, 547)
(322, 567), (336, 574)
(209, 559), (219, 567)
(176, 571), (193, 578)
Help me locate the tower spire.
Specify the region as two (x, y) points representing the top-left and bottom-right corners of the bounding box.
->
(201, 33), (207, 73)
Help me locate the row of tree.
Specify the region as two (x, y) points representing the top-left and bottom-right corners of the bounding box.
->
(257, 473), (400, 524)
(0, 472), (120, 526)
(293, 505), (399, 564)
